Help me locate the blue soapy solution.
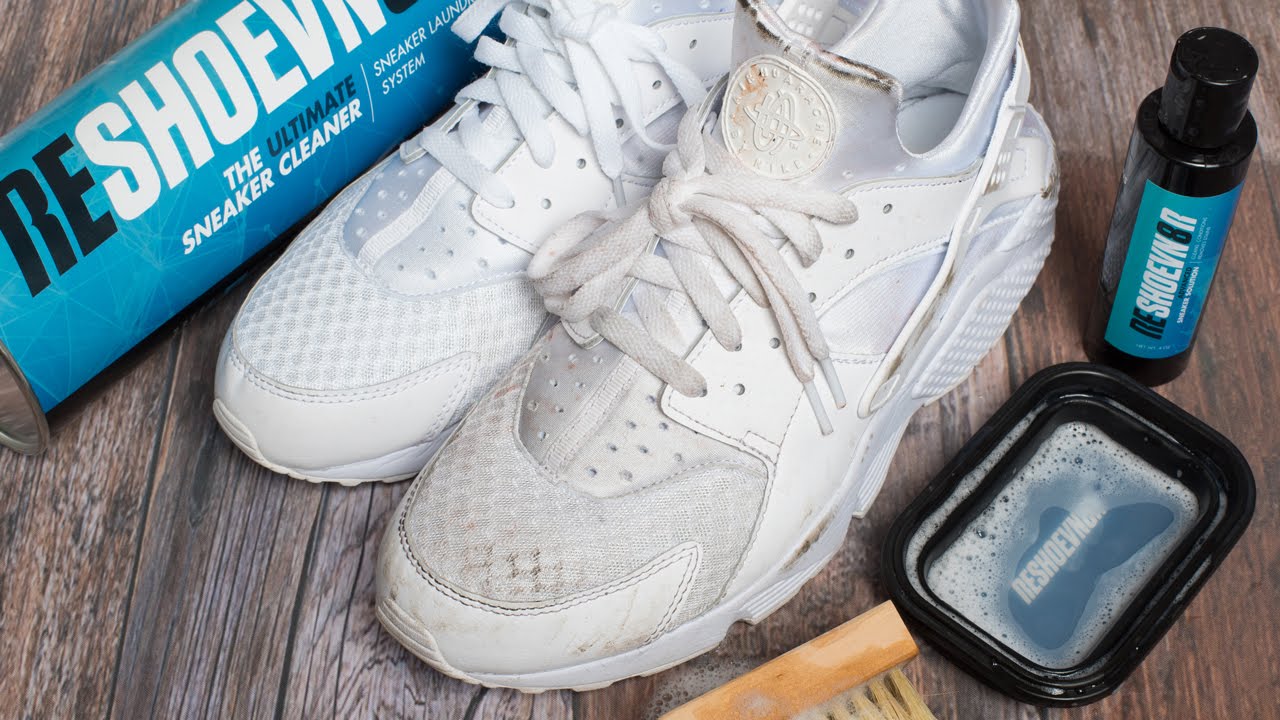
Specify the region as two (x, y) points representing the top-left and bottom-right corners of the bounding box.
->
(926, 421), (1198, 669)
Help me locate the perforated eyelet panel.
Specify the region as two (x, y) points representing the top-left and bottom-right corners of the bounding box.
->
(372, 182), (531, 295)
(342, 155), (438, 255)
(520, 329), (626, 462)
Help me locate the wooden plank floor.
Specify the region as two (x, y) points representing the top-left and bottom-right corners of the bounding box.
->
(2, 0), (1277, 718)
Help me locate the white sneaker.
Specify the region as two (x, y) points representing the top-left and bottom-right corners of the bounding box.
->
(377, 0), (1057, 690)
(213, 0), (738, 484)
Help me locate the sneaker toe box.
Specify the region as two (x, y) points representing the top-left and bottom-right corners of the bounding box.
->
(214, 337), (475, 482)
(214, 175), (545, 481)
(376, 496), (702, 682)
(374, 356), (769, 679)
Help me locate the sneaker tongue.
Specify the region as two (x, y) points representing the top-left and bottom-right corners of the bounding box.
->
(716, 1), (909, 185)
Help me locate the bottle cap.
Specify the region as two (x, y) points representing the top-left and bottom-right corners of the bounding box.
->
(1159, 27), (1258, 149)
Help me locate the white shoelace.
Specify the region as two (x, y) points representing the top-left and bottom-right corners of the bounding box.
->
(412, 0), (707, 209)
(529, 105), (860, 434)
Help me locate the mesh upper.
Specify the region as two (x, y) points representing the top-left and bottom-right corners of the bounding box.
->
(406, 351), (769, 619)
(232, 170), (547, 397)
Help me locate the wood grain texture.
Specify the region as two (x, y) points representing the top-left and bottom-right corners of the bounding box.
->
(0, 0), (1276, 718)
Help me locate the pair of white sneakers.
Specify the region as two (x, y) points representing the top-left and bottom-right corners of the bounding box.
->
(214, 0), (1057, 691)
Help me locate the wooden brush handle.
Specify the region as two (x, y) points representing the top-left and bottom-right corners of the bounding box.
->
(660, 601), (918, 720)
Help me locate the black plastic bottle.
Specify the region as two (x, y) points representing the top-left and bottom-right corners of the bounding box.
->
(1085, 27), (1258, 386)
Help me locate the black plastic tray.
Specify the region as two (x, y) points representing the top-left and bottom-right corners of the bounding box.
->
(882, 363), (1255, 706)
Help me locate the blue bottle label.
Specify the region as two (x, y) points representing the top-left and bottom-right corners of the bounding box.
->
(1104, 180), (1241, 359)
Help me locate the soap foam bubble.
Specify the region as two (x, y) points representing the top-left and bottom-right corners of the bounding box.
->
(918, 420), (1198, 669)
(639, 655), (762, 719)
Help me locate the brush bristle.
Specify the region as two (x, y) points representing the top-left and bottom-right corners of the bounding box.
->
(804, 668), (937, 720)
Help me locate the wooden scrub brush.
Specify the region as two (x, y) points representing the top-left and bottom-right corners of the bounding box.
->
(660, 601), (937, 720)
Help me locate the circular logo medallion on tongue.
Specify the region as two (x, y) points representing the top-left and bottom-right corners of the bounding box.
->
(721, 54), (837, 180)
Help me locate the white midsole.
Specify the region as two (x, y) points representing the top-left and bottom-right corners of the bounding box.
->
(212, 398), (457, 485)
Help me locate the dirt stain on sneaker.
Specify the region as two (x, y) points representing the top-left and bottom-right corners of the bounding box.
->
(786, 515), (831, 569)
(728, 63), (769, 132)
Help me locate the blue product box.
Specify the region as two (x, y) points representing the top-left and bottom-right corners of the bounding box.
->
(0, 0), (478, 453)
